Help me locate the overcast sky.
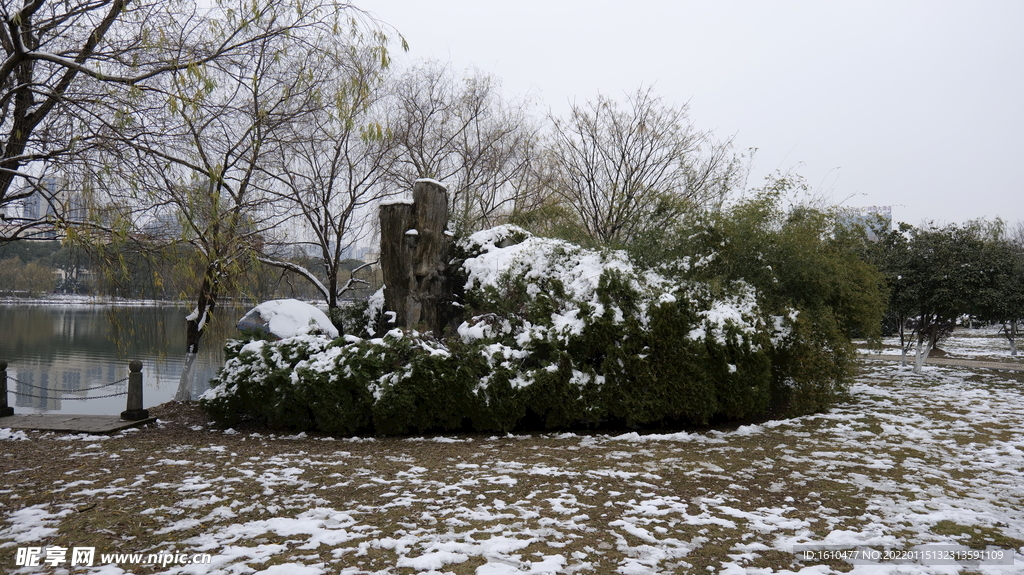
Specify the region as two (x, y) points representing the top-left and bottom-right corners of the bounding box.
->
(355, 0), (1022, 227)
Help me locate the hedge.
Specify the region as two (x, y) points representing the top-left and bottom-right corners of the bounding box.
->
(200, 225), (847, 435)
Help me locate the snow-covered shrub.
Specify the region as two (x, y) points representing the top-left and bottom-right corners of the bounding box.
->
(202, 218), (864, 435)
(618, 285), (773, 425)
(768, 313), (850, 414)
(289, 339), (376, 436)
(457, 225), (775, 428)
(201, 335), (332, 430)
(364, 331), (482, 435)
(628, 181), (887, 416)
(203, 330), (483, 435)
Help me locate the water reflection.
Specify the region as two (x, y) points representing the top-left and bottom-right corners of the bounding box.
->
(1, 304), (243, 415)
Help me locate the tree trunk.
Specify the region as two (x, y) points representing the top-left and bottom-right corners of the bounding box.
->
(326, 262), (341, 332)
(898, 318), (909, 367)
(176, 351), (199, 402)
(913, 337), (929, 374)
(912, 322), (936, 375)
(1010, 322), (1018, 357)
(175, 266), (219, 401)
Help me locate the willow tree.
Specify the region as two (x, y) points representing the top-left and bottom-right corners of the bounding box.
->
(1, 0), (141, 231)
(85, 0), (401, 399)
(1, 0), (358, 239)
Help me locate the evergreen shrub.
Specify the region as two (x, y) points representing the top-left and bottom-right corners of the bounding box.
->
(202, 214), (880, 435)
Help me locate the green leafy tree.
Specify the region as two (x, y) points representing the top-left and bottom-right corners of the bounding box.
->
(637, 174), (887, 412)
(869, 224), (917, 364)
(961, 219), (1024, 356)
(0, 256), (55, 295)
(873, 223), (993, 372)
(985, 243), (1024, 355)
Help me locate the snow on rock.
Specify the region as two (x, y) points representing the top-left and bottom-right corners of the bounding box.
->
(239, 299), (339, 339)
(414, 177), (447, 190)
(379, 197), (414, 206)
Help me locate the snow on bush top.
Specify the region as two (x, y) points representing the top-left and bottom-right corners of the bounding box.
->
(462, 225), (651, 305)
(202, 225), (819, 433)
(688, 283), (763, 346)
(459, 225), (767, 346)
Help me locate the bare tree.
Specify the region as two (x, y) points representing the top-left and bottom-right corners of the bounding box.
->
(1010, 220), (1024, 248)
(545, 87), (741, 247)
(388, 61), (541, 233)
(257, 43), (399, 319)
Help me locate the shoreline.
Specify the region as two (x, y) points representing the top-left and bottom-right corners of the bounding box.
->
(0, 295), (186, 306)
(0, 295), (322, 307)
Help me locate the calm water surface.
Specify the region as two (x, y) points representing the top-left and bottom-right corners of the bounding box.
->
(1, 303), (244, 416)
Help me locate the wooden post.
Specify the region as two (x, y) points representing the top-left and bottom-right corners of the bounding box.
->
(378, 179), (458, 335)
(120, 360), (149, 421)
(0, 360), (12, 417)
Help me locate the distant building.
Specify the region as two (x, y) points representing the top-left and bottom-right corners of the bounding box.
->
(21, 177), (58, 220)
(8, 177), (89, 239)
(839, 205), (892, 240)
(139, 209), (182, 240)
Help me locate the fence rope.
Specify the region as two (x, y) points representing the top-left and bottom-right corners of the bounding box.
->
(8, 388), (127, 400)
(6, 375), (128, 394)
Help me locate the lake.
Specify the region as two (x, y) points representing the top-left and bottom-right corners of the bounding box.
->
(0, 302), (246, 416)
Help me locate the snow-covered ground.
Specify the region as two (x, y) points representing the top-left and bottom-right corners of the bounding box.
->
(862, 324), (1024, 363)
(2, 361), (1023, 574)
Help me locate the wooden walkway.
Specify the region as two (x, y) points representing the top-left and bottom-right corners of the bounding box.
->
(860, 353), (1024, 372)
(0, 414), (156, 434)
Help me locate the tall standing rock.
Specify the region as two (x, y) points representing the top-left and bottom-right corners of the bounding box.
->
(378, 179), (457, 335)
